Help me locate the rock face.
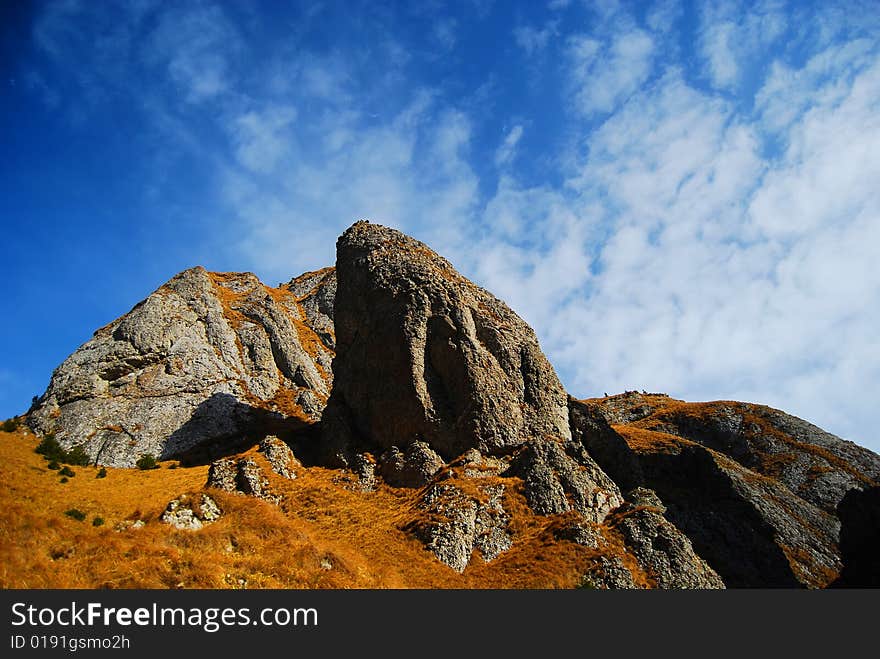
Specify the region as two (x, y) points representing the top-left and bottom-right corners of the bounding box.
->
(833, 486), (880, 587)
(569, 395), (878, 587)
(608, 490), (725, 589)
(379, 441), (445, 488)
(406, 482), (512, 572)
(25, 220), (880, 588)
(28, 267), (335, 467)
(322, 221), (571, 462)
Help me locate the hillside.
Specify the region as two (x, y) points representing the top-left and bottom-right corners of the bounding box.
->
(5, 221), (879, 589)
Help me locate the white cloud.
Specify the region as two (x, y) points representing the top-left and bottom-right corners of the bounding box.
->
(231, 105), (297, 174)
(697, 1), (787, 91)
(514, 22), (558, 55)
(147, 3), (241, 103)
(494, 125), (524, 167)
(569, 28), (655, 116)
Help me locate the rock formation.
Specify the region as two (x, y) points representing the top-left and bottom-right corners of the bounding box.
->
(23, 221), (880, 588)
(321, 221), (571, 463)
(28, 267), (335, 467)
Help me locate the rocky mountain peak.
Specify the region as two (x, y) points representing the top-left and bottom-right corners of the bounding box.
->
(322, 220), (571, 461)
(16, 220), (880, 588)
(28, 265), (335, 467)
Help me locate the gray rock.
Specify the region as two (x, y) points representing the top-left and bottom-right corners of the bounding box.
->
(509, 438), (622, 523)
(322, 221), (571, 461)
(207, 456), (279, 503)
(28, 267), (336, 467)
(458, 448), (509, 479)
(571, 397), (843, 588)
(160, 493), (221, 530)
(379, 441), (445, 487)
(286, 268), (337, 351)
(260, 435), (300, 480)
(408, 482), (511, 572)
(610, 503), (725, 589)
(580, 556), (640, 589)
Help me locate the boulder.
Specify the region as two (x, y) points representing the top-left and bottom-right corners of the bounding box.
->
(160, 493), (221, 530)
(321, 221), (571, 462)
(379, 441), (445, 488)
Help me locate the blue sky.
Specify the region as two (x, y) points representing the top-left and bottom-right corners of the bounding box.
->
(2, 0), (879, 452)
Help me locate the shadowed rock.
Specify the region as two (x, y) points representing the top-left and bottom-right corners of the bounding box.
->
(321, 221), (571, 462)
(833, 485), (880, 587)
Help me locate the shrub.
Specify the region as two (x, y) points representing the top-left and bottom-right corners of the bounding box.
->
(59, 466), (75, 477)
(92, 517), (105, 527)
(96, 467), (107, 479)
(136, 454), (159, 470)
(35, 434), (92, 466)
(65, 444), (91, 466)
(36, 434), (65, 462)
(64, 509), (85, 521)
(47, 461), (61, 470)
(60, 477), (68, 483)
(2, 418), (19, 432)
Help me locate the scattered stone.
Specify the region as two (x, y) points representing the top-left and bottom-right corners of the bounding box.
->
(259, 435), (300, 479)
(160, 493), (221, 530)
(114, 519), (145, 532)
(206, 456), (279, 503)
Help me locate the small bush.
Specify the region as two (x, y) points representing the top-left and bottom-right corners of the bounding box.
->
(36, 434), (65, 462)
(136, 454), (159, 470)
(35, 434), (92, 466)
(92, 517), (105, 527)
(96, 467), (107, 479)
(2, 418), (19, 432)
(168, 463), (178, 469)
(47, 460), (60, 470)
(64, 444), (91, 466)
(60, 477), (68, 483)
(64, 509), (85, 521)
(59, 466), (75, 477)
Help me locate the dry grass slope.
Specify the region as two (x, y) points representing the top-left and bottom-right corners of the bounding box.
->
(0, 428), (630, 589)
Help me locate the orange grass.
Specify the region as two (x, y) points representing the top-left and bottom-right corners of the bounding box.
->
(0, 429), (633, 589)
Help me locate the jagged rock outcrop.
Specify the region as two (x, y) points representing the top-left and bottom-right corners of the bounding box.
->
(406, 482), (512, 572)
(23, 220), (880, 589)
(379, 441), (445, 488)
(286, 268), (337, 350)
(260, 435), (300, 480)
(160, 493), (222, 530)
(607, 489), (725, 589)
(833, 486), (880, 587)
(321, 221), (571, 463)
(590, 393), (880, 514)
(508, 438), (622, 522)
(28, 267), (335, 467)
(207, 456), (279, 503)
(571, 396), (856, 588)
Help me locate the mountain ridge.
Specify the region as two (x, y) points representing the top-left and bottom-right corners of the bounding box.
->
(12, 220), (880, 588)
